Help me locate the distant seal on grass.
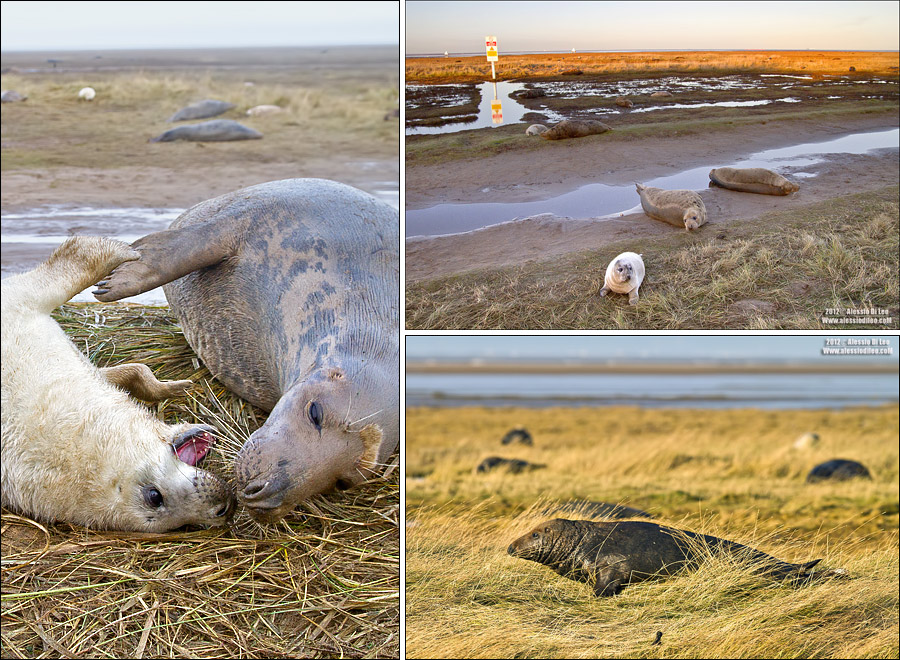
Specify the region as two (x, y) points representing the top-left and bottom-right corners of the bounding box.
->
(508, 519), (834, 597)
(541, 500), (653, 520)
(78, 87), (95, 101)
(1, 90), (27, 103)
(650, 91), (673, 98)
(806, 459), (872, 482)
(477, 457), (545, 474)
(246, 104), (284, 117)
(793, 432), (820, 450)
(525, 124), (548, 136)
(709, 167), (800, 195)
(541, 119), (611, 140)
(501, 427), (533, 445)
(1, 236), (234, 531)
(167, 99), (235, 122)
(93, 178), (399, 522)
(636, 183), (707, 231)
(599, 251), (645, 305)
(150, 119), (263, 143)
(615, 96), (633, 108)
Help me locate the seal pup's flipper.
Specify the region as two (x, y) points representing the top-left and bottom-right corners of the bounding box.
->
(93, 224), (235, 301)
(100, 363), (193, 402)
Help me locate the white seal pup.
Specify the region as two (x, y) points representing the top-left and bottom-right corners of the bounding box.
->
(1, 236), (234, 531)
(78, 87), (95, 101)
(525, 124), (548, 136)
(599, 251), (645, 305)
(636, 183), (707, 231)
(709, 167), (800, 195)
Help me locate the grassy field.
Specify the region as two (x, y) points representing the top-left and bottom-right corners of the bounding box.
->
(1, 47), (398, 172)
(405, 404), (899, 659)
(406, 185), (900, 330)
(1, 304), (399, 659)
(406, 50), (900, 84)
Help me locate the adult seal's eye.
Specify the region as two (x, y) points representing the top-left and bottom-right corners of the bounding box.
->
(532, 532), (540, 539)
(143, 487), (164, 508)
(307, 401), (323, 430)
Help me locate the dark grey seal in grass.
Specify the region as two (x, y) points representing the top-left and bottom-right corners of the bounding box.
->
(501, 427), (533, 445)
(167, 99), (235, 122)
(540, 119), (611, 140)
(93, 178), (399, 522)
(807, 459), (872, 482)
(149, 119), (262, 143)
(508, 519), (830, 597)
(476, 456), (545, 474)
(541, 500), (653, 520)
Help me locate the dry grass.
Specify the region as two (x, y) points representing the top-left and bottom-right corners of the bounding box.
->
(405, 405), (899, 658)
(1, 303), (399, 659)
(406, 185), (900, 330)
(406, 50), (900, 84)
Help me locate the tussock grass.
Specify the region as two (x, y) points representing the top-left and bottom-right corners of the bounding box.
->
(405, 405), (899, 658)
(1, 303), (399, 659)
(406, 186), (900, 329)
(406, 50), (900, 84)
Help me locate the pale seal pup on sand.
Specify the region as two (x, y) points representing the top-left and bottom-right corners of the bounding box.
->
(636, 184), (707, 231)
(1, 90), (27, 103)
(541, 119), (611, 140)
(92, 179), (399, 522)
(599, 251), (645, 305)
(525, 124), (548, 136)
(78, 87), (95, 101)
(1, 236), (234, 531)
(508, 519), (839, 597)
(167, 99), (235, 122)
(709, 167), (800, 195)
(246, 104), (284, 117)
(650, 91), (673, 98)
(149, 120), (262, 143)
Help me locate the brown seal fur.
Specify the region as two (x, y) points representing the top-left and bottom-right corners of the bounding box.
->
(636, 183), (707, 231)
(508, 519), (832, 596)
(541, 119), (611, 140)
(709, 167), (800, 195)
(93, 179), (399, 523)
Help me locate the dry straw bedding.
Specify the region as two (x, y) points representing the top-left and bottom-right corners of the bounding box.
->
(1, 303), (399, 659)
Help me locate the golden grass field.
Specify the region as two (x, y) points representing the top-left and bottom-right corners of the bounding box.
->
(406, 50), (900, 84)
(406, 404), (899, 659)
(1, 304), (399, 659)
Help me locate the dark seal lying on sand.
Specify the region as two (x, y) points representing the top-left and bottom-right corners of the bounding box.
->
(806, 459), (872, 482)
(167, 99), (235, 122)
(540, 500), (653, 520)
(477, 456), (545, 474)
(149, 119), (262, 143)
(508, 519), (844, 597)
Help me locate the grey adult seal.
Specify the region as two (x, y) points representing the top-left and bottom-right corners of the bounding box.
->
(636, 183), (707, 231)
(541, 119), (611, 140)
(806, 459), (872, 482)
(540, 500), (653, 520)
(508, 519), (839, 597)
(93, 178), (399, 522)
(501, 427), (533, 445)
(476, 456), (545, 474)
(167, 99), (236, 122)
(150, 119), (262, 143)
(709, 167), (800, 195)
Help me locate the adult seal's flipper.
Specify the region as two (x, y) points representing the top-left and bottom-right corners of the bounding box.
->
(93, 224), (236, 301)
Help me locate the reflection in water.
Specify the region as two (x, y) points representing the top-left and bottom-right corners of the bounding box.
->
(406, 129), (899, 238)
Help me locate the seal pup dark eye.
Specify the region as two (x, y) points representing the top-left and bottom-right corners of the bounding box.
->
(307, 401), (323, 430)
(532, 532), (540, 539)
(142, 486), (164, 508)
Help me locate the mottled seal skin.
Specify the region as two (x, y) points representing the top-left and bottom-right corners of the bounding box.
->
(167, 99), (236, 122)
(709, 167), (800, 195)
(599, 251), (645, 305)
(541, 500), (654, 520)
(636, 183), (707, 231)
(477, 457), (545, 474)
(541, 119), (611, 140)
(93, 179), (399, 522)
(2, 236), (233, 531)
(807, 459), (872, 482)
(149, 119), (262, 143)
(501, 427), (533, 445)
(508, 519), (826, 597)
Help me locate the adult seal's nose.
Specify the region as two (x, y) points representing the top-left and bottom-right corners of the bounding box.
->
(240, 476), (290, 508)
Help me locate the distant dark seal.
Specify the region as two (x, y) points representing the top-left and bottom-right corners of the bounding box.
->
(501, 427), (533, 445)
(515, 88), (546, 99)
(541, 119), (611, 141)
(167, 99), (236, 122)
(149, 120), (262, 143)
(709, 167), (800, 195)
(806, 459), (872, 482)
(477, 456), (545, 474)
(93, 178), (399, 522)
(541, 500), (653, 520)
(508, 519), (830, 596)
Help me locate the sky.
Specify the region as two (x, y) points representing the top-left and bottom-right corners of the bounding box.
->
(0, 1), (399, 51)
(406, 1), (900, 54)
(405, 336), (899, 363)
